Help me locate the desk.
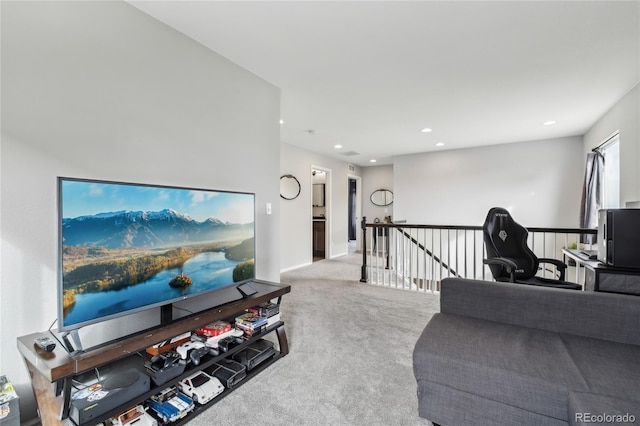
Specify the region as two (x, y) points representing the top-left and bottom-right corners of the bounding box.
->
(584, 263), (640, 296)
(562, 249), (599, 285)
(562, 249), (640, 296)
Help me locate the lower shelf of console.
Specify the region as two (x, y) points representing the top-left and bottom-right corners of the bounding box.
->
(170, 350), (283, 425)
(70, 322), (287, 426)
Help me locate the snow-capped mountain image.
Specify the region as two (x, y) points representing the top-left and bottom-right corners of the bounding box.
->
(62, 208), (252, 249)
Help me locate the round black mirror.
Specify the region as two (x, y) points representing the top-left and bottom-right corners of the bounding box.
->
(370, 189), (393, 206)
(280, 174), (301, 200)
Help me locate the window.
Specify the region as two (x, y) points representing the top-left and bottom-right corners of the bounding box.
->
(600, 134), (620, 208)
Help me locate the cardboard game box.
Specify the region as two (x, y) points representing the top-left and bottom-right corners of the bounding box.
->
(0, 376), (19, 426)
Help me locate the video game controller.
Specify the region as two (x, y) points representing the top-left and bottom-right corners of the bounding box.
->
(148, 351), (186, 372)
(146, 350), (187, 386)
(216, 336), (243, 353)
(191, 333), (221, 357)
(150, 350), (182, 368)
(176, 341), (210, 366)
(205, 327), (244, 350)
(231, 328), (244, 338)
(34, 336), (57, 352)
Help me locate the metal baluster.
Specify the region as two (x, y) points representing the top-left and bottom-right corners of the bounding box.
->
(394, 228), (399, 289)
(447, 229), (451, 277)
(423, 227), (427, 292)
(543, 232), (547, 278)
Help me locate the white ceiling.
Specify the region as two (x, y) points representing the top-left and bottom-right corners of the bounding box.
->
(128, 1), (640, 166)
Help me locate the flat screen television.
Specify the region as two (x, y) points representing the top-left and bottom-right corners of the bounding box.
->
(57, 177), (255, 332)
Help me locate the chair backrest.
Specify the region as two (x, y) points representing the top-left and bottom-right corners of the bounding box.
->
(483, 207), (538, 280)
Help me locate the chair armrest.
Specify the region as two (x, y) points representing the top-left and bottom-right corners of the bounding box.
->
(483, 258), (517, 282)
(537, 258), (567, 281)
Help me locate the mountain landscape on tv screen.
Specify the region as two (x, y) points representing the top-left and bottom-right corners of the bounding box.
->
(61, 208), (255, 326)
(62, 208), (252, 249)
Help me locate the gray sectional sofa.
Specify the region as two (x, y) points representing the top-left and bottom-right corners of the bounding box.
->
(413, 277), (640, 426)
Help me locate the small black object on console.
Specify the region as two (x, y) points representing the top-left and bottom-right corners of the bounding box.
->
(34, 336), (56, 352)
(236, 281), (258, 298)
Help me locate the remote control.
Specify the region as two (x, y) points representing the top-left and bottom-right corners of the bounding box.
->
(35, 336), (56, 352)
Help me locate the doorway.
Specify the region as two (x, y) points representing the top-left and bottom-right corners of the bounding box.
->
(348, 175), (361, 253)
(312, 168), (329, 262)
(349, 178), (357, 240)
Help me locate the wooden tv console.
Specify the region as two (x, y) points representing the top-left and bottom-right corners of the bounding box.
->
(17, 280), (290, 425)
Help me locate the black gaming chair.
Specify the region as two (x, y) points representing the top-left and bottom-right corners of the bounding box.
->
(483, 207), (582, 290)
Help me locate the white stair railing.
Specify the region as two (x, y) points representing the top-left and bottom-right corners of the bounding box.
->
(360, 217), (597, 293)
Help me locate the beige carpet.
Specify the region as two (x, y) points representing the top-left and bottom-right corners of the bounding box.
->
(186, 253), (439, 425)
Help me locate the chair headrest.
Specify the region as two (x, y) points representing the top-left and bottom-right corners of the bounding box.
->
(483, 207), (537, 277)
(484, 207), (519, 239)
(483, 207), (533, 257)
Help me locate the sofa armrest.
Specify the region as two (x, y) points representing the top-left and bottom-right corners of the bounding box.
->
(440, 278), (640, 346)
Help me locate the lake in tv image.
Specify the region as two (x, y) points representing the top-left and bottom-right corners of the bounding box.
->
(59, 179), (255, 328)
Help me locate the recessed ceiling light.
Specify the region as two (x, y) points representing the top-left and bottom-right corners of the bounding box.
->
(334, 144), (343, 149)
(436, 142), (445, 147)
(421, 128), (433, 133)
(279, 119), (284, 124)
(370, 159), (377, 163)
(542, 120), (557, 126)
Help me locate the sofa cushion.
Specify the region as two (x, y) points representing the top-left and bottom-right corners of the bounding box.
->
(440, 278), (640, 345)
(568, 392), (640, 426)
(413, 313), (589, 421)
(417, 380), (566, 426)
(562, 334), (640, 402)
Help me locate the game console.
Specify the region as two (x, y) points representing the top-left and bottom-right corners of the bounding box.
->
(232, 339), (275, 371)
(207, 359), (246, 389)
(69, 368), (150, 425)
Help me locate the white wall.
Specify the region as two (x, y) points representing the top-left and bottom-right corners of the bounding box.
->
(1, 1), (280, 417)
(280, 143), (361, 271)
(361, 165), (394, 223)
(393, 136), (585, 227)
(583, 84), (640, 206)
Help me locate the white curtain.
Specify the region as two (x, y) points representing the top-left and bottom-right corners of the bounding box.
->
(579, 151), (604, 243)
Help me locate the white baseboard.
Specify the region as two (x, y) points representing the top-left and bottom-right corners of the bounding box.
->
(280, 262), (312, 273)
(330, 251), (348, 258)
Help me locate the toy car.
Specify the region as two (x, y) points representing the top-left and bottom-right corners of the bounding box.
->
(178, 371), (224, 405)
(110, 405), (158, 426)
(146, 386), (194, 423)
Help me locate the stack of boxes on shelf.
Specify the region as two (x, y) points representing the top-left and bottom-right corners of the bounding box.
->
(0, 376), (19, 426)
(234, 312), (268, 337)
(242, 301), (281, 332)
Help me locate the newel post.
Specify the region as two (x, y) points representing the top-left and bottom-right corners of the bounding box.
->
(360, 216), (367, 282)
